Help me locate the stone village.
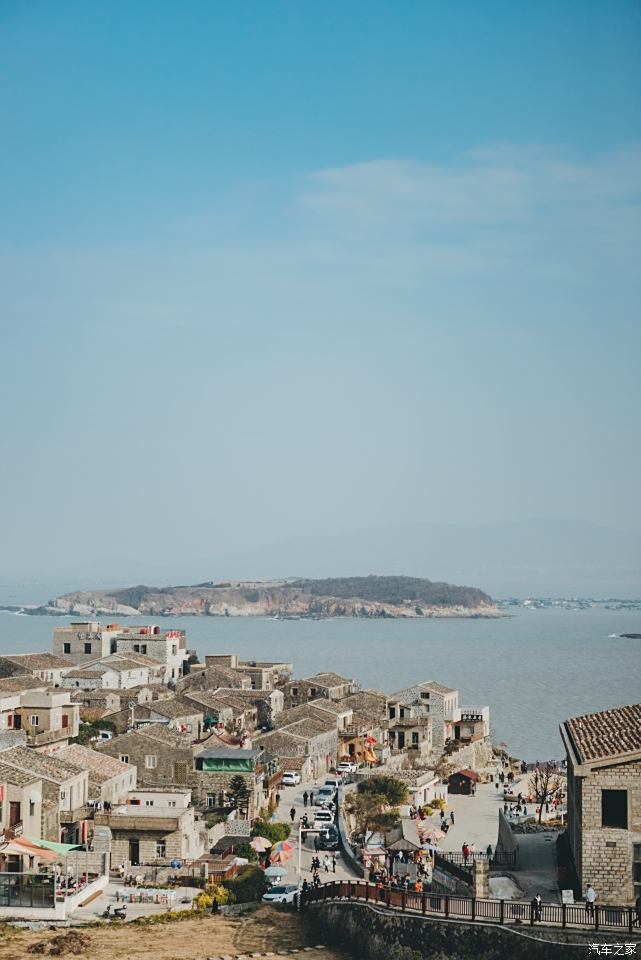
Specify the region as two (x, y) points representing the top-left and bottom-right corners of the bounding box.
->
(0, 618), (638, 941)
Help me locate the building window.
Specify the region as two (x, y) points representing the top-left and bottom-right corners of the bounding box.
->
(145, 800), (154, 807)
(29, 799), (36, 816)
(207, 794), (216, 808)
(84, 643), (92, 654)
(145, 755), (158, 769)
(633, 844), (641, 899)
(63, 643), (71, 654)
(168, 800), (176, 808)
(156, 841), (166, 858)
(120, 755), (129, 764)
(30, 715), (39, 727)
(602, 789), (628, 829)
(171, 645), (177, 656)
(412, 732), (419, 745)
(310, 688), (316, 697)
(133, 644), (140, 653)
(292, 688), (298, 697)
(141, 645), (147, 654)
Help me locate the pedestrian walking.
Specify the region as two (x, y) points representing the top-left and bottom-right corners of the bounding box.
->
(313, 835), (319, 852)
(450, 811), (455, 825)
(303, 790), (309, 807)
(486, 844), (492, 860)
(462, 843), (469, 865)
(275, 792), (281, 805)
(585, 884), (597, 919)
(332, 854), (337, 873)
(323, 855), (330, 873)
(290, 807), (296, 823)
(495, 782), (499, 792)
(310, 791), (314, 806)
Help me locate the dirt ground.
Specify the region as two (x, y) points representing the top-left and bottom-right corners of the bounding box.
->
(0, 907), (349, 960)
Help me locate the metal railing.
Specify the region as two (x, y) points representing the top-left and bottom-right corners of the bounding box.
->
(305, 880), (640, 935)
(436, 850), (518, 869)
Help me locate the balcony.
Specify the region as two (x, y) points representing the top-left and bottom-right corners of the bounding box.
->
(60, 805), (92, 824)
(26, 728), (75, 747)
(95, 810), (180, 832)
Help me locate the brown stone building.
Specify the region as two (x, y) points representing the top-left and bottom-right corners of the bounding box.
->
(560, 702), (641, 905)
(97, 724), (194, 789)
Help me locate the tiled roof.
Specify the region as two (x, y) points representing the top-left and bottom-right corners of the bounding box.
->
(100, 652), (163, 667)
(419, 681), (457, 695)
(0, 677), (47, 693)
(0, 746), (85, 783)
(59, 744), (136, 781)
(0, 760), (40, 786)
(564, 702), (641, 764)
(307, 698), (351, 715)
(2, 653), (70, 671)
(151, 698), (203, 719)
(125, 723), (188, 747)
(279, 717), (336, 739)
(302, 672), (353, 687)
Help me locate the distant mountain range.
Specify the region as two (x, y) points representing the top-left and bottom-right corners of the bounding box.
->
(29, 575), (498, 619)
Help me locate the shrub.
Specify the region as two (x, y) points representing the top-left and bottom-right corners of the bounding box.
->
(226, 865), (268, 903)
(251, 820), (291, 843)
(234, 842), (258, 863)
(358, 775), (409, 806)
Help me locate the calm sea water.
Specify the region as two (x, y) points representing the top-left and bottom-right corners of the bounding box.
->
(0, 605), (638, 761)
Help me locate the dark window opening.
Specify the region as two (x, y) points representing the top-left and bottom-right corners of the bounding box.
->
(84, 643), (92, 654)
(602, 789), (628, 829)
(63, 643), (71, 654)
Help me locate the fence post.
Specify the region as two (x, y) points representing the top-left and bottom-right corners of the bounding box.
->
(471, 897), (476, 922)
(444, 895), (449, 918)
(628, 907), (634, 935)
(561, 902), (566, 928)
(422, 893), (426, 915)
(594, 905), (599, 931)
(365, 883), (369, 901)
(401, 889), (406, 911)
(499, 899), (504, 925)
(529, 901), (533, 925)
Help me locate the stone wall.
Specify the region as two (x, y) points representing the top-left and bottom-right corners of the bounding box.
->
(496, 809), (519, 861)
(578, 757), (641, 904)
(187, 769), (258, 818)
(308, 899), (630, 960)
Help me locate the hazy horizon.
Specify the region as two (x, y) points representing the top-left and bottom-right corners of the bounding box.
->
(1, 3), (640, 586)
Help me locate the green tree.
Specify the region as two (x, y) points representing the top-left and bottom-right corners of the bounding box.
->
(251, 820), (291, 843)
(227, 775), (251, 816)
(359, 775), (409, 806)
(346, 792), (401, 843)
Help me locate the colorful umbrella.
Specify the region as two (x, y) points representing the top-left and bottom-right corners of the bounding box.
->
(269, 849), (293, 864)
(250, 836), (272, 852)
(272, 840), (294, 853)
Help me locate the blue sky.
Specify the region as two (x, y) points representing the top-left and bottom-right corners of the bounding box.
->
(1, 1), (640, 581)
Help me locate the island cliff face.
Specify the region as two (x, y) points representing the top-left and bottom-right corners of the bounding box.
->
(35, 576), (499, 619)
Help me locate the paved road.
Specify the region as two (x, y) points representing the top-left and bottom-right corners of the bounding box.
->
(273, 776), (360, 888)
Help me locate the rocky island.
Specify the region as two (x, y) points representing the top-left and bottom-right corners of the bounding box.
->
(26, 575), (499, 619)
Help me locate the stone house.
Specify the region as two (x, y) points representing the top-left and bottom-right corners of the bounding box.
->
(274, 699), (353, 733)
(190, 747), (262, 818)
(14, 689), (80, 752)
(94, 788), (204, 867)
(204, 655), (292, 690)
(181, 690), (257, 737)
(112, 626), (189, 684)
(177, 664), (252, 695)
(391, 681), (460, 753)
(106, 697), (204, 739)
(97, 725), (195, 789)
(386, 704), (433, 757)
(0, 761), (43, 843)
(210, 687), (284, 730)
(53, 621), (118, 663)
(0, 653), (71, 688)
(58, 744), (137, 805)
(0, 745), (90, 844)
(70, 690), (122, 720)
(61, 653), (164, 691)
(560, 701), (641, 905)
(256, 718), (338, 778)
(283, 672), (355, 709)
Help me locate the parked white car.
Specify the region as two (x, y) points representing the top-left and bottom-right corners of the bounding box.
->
(337, 761), (357, 774)
(281, 771), (301, 786)
(262, 884), (298, 904)
(324, 777), (340, 790)
(313, 810), (334, 826)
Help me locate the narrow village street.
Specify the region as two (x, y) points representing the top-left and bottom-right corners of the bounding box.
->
(273, 775), (360, 888)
